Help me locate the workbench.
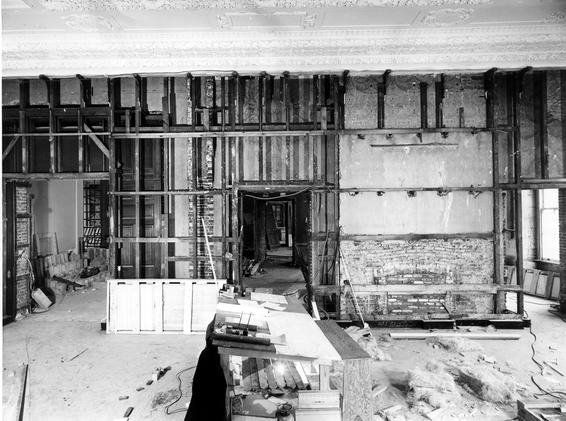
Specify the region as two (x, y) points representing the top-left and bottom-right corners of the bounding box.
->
(213, 292), (373, 421)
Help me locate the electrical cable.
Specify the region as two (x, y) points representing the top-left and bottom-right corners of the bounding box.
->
(164, 365), (197, 415)
(242, 187), (312, 201)
(524, 309), (566, 401)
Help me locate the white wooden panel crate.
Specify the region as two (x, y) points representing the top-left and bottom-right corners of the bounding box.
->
(106, 279), (226, 334)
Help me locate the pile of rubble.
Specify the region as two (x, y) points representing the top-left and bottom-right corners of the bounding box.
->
(346, 331), (531, 421)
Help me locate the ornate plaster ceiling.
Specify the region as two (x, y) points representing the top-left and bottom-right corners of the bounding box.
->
(2, 0), (566, 77)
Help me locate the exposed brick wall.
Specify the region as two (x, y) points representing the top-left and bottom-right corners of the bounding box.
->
(339, 291), (494, 319)
(339, 238), (495, 317)
(341, 239), (493, 286)
(388, 294), (445, 316)
(186, 138), (217, 278)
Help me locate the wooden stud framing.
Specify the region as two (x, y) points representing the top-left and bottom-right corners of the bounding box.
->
(6, 72), (564, 321)
(108, 78), (117, 278)
(420, 82), (428, 129)
(134, 75), (142, 279)
(533, 71), (549, 179)
(485, 69), (504, 313)
(513, 71), (525, 315)
(435, 74), (445, 129)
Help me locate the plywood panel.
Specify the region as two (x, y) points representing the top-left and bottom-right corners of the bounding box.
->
(340, 132), (492, 188)
(115, 282), (136, 331)
(550, 273), (561, 300)
(191, 282), (220, 331)
(163, 283), (185, 331)
(340, 191), (493, 235)
(535, 272), (548, 297)
(139, 282), (155, 331)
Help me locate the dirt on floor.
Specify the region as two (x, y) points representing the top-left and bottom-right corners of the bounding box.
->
(2, 282), (203, 421)
(342, 294), (566, 420)
(3, 284), (566, 421)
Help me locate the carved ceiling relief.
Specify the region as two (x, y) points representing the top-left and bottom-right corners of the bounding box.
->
(216, 11), (317, 30)
(61, 14), (119, 31)
(38, 0), (492, 10)
(421, 8), (474, 26)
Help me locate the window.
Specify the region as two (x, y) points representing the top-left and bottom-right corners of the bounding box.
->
(539, 189), (559, 261)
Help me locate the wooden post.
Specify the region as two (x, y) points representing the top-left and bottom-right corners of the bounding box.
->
(162, 77), (170, 278)
(435, 73), (445, 129)
(284, 72), (290, 131)
(19, 80), (29, 174)
(319, 364), (330, 391)
(47, 78), (58, 174)
(134, 75), (142, 279)
(108, 78), (117, 278)
(514, 71), (525, 315)
(533, 71), (549, 179)
(420, 82), (428, 129)
(486, 69), (504, 313)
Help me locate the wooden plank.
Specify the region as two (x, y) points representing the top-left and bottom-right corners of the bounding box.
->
(163, 282), (186, 331)
(2, 135), (20, 161)
(191, 281), (221, 331)
(264, 359), (278, 390)
(316, 320), (370, 360)
(255, 358), (269, 390)
(242, 358), (252, 390)
(343, 359), (372, 421)
(213, 339), (277, 354)
(183, 280), (192, 334)
(83, 123), (110, 158)
(390, 332), (521, 340)
(139, 282), (154, 331)
(249, 358), (260, 391)
(319, 364), (330, 391)
(287, 360), (305, 389)
(294, 362), (310, 390)
(298, 390), (340, 409)
(272, 360), (287, 389)
(513, 71), (525, 315)
(420, 81), (428, 129)
(155, 280), (164, 333)
(282, 361), (296, 389)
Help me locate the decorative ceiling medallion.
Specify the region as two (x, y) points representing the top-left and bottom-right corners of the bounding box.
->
(61, 14), (118, 32)
(217, 11), (317, 30)
(38, 0), (492, 11)
(421, 8), (473, 26)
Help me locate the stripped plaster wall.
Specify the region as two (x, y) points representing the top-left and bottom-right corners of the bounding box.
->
(339, 74), (496, 318)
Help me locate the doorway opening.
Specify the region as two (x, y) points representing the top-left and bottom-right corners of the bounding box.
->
(240, 190), (311, 294)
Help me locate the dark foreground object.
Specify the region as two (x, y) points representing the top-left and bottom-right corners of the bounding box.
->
(185, 320), (227, 421)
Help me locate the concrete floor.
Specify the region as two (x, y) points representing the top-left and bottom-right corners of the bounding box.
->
(3, 281), (203, 421)
(242, 258), (305, 294)
(3, 283), (565, 420)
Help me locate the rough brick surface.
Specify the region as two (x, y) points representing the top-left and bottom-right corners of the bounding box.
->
(16, 277), (30, 310)
(340, 239), (495, 317)
(341, 239), (493, 286)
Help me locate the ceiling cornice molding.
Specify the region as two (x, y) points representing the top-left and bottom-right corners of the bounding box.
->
(35, 0), (494, 11)
(3, 23), (566, 76)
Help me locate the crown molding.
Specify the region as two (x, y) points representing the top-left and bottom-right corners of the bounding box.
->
(35, 0), (494, 11)
(3, 23), (566, 77)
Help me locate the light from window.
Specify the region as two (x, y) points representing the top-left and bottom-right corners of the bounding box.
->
(540, 189), (559, 261)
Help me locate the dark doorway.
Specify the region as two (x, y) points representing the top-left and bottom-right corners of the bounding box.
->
(240, 191), (310, 294)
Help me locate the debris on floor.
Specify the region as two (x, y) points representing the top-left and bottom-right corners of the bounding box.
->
(369, 328), (542, 421)
(344, 325), (392, 361)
